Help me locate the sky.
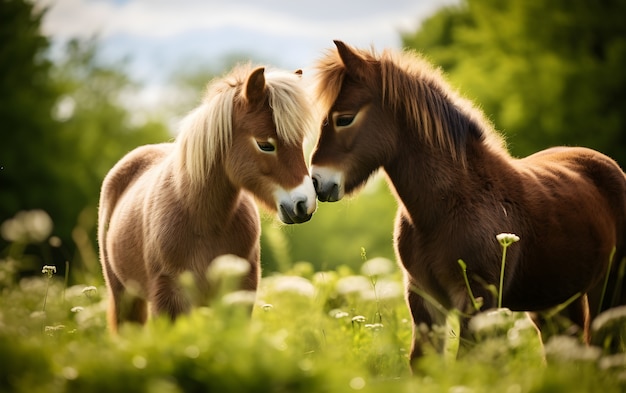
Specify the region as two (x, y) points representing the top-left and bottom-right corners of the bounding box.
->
(38, 0), (459, 112)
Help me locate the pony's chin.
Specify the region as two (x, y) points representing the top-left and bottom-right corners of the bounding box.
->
(277, 208), (312, 224)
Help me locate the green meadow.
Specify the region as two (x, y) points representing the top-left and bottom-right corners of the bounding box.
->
(1, 211), (624, 393)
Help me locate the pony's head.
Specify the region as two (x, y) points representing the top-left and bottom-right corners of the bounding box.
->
(310, 40), (398, 202)
(310, 40), (499, 202)
(177, 65), (317, 224)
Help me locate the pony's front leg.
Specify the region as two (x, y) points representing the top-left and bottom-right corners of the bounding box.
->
(150, 274), (191, 321)
(407, 288), (443, 362)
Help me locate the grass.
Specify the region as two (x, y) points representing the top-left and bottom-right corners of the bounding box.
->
(0, 217), (625, 392)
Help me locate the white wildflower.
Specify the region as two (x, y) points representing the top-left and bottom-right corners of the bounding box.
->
(1, 210), (53, 243)
(42, 265), (56, 277)
(360, 257), (395, 277)
(207, 254), (250, 281)
(496, 233), (520, 247)
(82, 286), (98, 297)
(336, 275), (371, 295)
(365, 323), (384, 331)
(360, 278), (403, 301)
(329, 309), (349, 319)
(266, 276), (315, 298)
(221, 290), (256, 306)
(351, 315), (366, 323)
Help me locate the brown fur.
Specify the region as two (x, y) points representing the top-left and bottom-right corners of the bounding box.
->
(311, 41), (626, 363)
(99, 65), (316, 331)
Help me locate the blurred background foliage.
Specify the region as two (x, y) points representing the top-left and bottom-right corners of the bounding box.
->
(402, 0), (626, 163)
(1, 0), (625, 281)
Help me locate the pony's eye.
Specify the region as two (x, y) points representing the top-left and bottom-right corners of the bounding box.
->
(335, 114), (355, 128)
(256, 140), (276, 152)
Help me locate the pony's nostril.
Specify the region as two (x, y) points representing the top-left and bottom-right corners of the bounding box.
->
(331, 184), (339, 201)
(295, 199), (307, 217)
(312, 176), (319, 192)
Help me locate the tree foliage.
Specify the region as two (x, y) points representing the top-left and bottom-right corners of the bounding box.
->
(403, 0), (626, 166)
(0, 1), (169, 271)
(0, 0), (60, 224)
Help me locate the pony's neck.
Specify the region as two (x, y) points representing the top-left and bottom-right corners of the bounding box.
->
(172, 157), (241, 232)
(384, 117), (505, 232)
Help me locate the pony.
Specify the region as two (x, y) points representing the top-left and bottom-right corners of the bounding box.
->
(98, 65), (317, 331)
(309, 41), (626, 362)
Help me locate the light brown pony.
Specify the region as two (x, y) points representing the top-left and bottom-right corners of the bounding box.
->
(98, 65), (317, 331)
(310, 41), (626, 362)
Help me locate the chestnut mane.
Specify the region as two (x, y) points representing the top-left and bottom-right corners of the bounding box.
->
(314, 47), (506, 164)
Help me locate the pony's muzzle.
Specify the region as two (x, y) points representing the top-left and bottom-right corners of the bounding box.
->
(311, 166), (344, 202)
(275, 176), (317, 224)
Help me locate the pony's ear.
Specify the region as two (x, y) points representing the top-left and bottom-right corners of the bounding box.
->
(334, 40), (370, 80)
(245, 67), (266, 104)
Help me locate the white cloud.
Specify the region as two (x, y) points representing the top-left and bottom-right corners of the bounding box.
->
(40, 0), (457, 42)
(38, 0), (459, 115)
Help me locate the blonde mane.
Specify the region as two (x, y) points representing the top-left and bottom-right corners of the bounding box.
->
(314, 46), (506, 163)
(176, 64), (316, 184)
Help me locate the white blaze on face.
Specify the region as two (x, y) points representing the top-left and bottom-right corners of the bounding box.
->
(274, 175), (317, 223)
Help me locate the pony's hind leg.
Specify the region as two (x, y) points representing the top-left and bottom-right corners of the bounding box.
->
(104, 265), (148, 332)
(567, 293), (591, 344)
(150, 274), (191, 321)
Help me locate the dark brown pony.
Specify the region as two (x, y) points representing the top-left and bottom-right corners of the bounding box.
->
(310, 41), (626, 361)
(99, 65), (317, 331)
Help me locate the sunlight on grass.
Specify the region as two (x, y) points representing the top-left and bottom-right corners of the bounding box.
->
(0, 212), (625, 392)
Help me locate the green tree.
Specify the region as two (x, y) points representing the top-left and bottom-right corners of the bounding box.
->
(0, 1), (169, 277)
(403, 0), (626, 166)
(0, 0), (61, 223)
